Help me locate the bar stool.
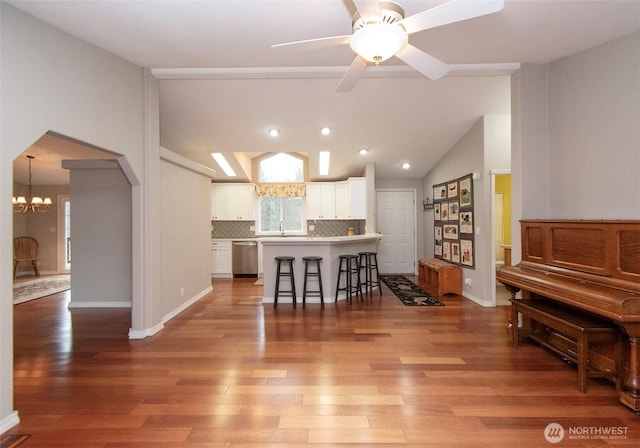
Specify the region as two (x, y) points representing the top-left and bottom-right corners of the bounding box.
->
(359, 251), (382, 296)
(302, 256), (324, 309)
(274, 256), (296, 309)
(335, 254), (361, 304)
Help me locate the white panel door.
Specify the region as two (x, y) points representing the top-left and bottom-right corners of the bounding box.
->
(376, 190), (415, 274)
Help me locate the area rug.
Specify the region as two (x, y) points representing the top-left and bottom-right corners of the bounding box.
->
(0, 434), (30, 447)
(253, 278), (264, 286)
(13, 275), (70, 305)
(379, 275), (444, 306)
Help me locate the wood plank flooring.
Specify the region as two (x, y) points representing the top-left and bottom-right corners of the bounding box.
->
(8, 276), (639, 447)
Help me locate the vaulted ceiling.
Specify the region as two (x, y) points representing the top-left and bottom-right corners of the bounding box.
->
(9, 0), (640, 184)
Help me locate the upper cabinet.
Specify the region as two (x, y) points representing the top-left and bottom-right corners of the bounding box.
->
(336, 177), (367, 219)
(211, 184), (255, 220)
(335, 177), (366, 220)
(306, 183), (336, 219)
(307, 178), (366, 220)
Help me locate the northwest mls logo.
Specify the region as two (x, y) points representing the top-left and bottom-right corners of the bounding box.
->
(544, 423), (565, 444)
(544, 423), (629, 443)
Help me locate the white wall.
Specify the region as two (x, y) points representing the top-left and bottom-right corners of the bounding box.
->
(510, 32), (640, 266)
(159, 158), (212, 317)
(1, 3), (143, 432)
(65, 160), (132, 306)
(548, 33), (640, 219)
(1, 4), (212, 433)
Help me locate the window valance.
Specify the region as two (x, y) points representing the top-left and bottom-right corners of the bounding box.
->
(255, 183), (306, 197)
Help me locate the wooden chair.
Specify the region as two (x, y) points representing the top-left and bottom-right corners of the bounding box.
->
(13, 237), (40, 279)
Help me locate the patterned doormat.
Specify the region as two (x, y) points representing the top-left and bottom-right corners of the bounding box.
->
(0, 434), (30, 447)
(13, 275), (70, 305)
(379, 275), (444, 306)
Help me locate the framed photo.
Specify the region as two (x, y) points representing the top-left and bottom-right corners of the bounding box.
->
(441, 202), (449, 221)
(434, 185), (447, 200)
(460, 211), (473, 234)
(448, 201), (459, 221)
(443, 241), (451, 260)
(461, 239), (474, 267)
(434, 238), (442, 256)
(460, 176), (472, 208)
(451, 242), (460, 263)
(434, 203), (441, 220)
(443, 224), (458, 239)
(447, 181), (458, 198)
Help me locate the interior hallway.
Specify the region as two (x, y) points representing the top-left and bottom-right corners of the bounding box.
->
(7, 277), (638, 446)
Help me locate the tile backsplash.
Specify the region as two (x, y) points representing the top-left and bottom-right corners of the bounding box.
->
(212, 220), (366, 239)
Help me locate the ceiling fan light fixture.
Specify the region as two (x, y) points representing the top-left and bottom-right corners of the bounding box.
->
(349, 23), (407, 64)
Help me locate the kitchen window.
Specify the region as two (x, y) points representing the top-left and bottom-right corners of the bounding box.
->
(256, 153), (305, 235)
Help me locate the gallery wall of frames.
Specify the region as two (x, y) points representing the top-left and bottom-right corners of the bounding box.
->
(433, 173), (475, 269)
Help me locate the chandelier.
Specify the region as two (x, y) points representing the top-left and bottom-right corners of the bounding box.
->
(12, 155), (52, 213)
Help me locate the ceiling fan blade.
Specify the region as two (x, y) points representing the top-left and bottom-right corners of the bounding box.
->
(353, 0), (381, 18)
(272, 35), (351, 52)
(336, 56), (368, 92)
(400, 0), (504, 34)
(395, 44), (450, 80)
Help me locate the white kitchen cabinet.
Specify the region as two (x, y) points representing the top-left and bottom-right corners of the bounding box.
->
(211, 185), (229, 220)
(211, 241), (232, 277)
(306, 183), (336, 219)
(335, 177), (366, 219)
(211, 184), (255, 220)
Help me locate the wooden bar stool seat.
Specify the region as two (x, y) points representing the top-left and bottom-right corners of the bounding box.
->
(358, 251), (381, 296)
(335, 254), (361, 304)
(302, 256), (324, 308)
(274, 256), (296, 309)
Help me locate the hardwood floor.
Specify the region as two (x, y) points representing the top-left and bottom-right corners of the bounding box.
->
(8, 276), (639, 447)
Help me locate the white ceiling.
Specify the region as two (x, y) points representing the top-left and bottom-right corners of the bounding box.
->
(8, 0), (640, 184)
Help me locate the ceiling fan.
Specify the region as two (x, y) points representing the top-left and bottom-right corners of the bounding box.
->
(272, 0), (505, 91)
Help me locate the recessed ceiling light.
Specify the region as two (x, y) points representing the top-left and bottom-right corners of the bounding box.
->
(320, 127), (331, 135)
(319, 151), (330, 176)
(267, 128), (279, 137)
(359, 148), (368, 156)
(211, 153), (236, 177)
(402, 162), (411, 170)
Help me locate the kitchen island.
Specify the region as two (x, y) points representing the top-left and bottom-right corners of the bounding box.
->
(260, 234), (382, 305)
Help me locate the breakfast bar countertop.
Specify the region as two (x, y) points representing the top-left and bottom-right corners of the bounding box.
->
(259, 233), (382, 245)
(260, 233), (382, 305)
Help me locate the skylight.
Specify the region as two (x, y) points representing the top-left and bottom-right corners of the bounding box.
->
(259, 153), (303, 183)
(211, 153), (236, 176)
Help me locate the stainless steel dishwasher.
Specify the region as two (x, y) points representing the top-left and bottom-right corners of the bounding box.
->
(232, 241), (258, 277)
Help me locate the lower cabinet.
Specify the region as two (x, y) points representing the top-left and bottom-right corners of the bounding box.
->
(211, 241), (232, 277)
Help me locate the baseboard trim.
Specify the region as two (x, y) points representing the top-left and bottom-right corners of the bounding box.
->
(0, 411), (20, 435)
(128, 285), (213, 340)
(68, 301), (132, 308)
(462, 292), (492, 307)
(162, 286), (213, 325)
(129, 322), (164, 340)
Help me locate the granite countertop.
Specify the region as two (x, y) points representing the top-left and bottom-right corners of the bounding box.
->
(258, 234), (382, 244)
(213, 234), (382, 243)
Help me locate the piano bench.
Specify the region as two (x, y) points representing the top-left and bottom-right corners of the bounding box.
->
(511, 298), (620, 393)
(418, 258), (462, 296)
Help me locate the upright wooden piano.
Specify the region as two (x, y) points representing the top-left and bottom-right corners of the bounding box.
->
(497, 220), (640, 411)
